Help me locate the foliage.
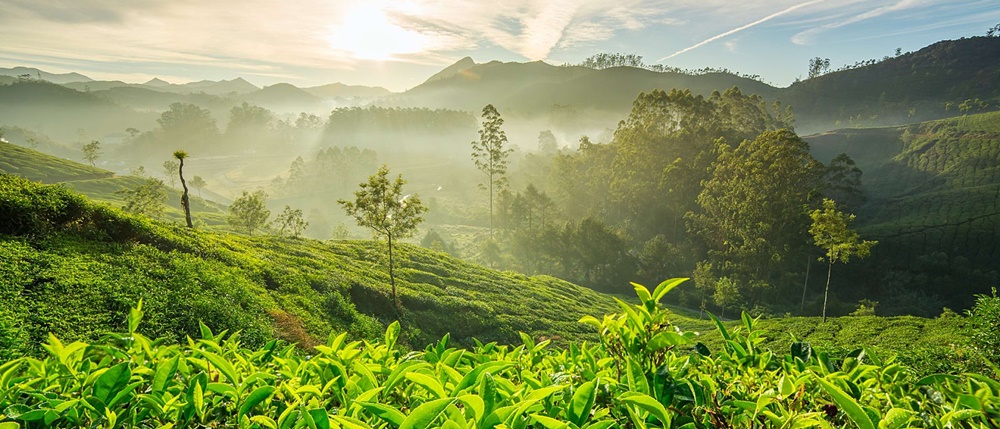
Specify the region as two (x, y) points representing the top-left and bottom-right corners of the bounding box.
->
(228, 191), (271, 236)
(809, 198), (877, 321)
(157, 102), (219, 150)
(273, 146), (378, 200)
(967, 288), (1000, 366)
(274, 205), (308, 237)
(471, 104), (513, 238)
(322, 106), (477, 153)
(189, 175), (207, 197)
(807, 57), (830, 79)
(0, 173), (625, 357)
(2, 282), (998, 429)
(339, 165), (427, 305)
(807, 111), (1000, 314)
(537, 130), (558, 154)
(691, 129), (823, 310)
(0, 140), (112, 183)
(117, 178), (167, 218)
(822, 153), (865, 212)
(80, 140), (101, 167)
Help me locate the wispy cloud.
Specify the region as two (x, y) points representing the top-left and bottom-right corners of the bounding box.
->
(658, 0), (825, 61)
(392, 0), (681, 60)
(0, 0), (991, 89)
(791, 0), (929, 45)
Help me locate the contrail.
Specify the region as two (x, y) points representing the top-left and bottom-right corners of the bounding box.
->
(658, 0), (824, 62)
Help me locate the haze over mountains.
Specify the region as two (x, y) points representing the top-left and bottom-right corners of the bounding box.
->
(3, 34), (1000, 318)
(3, 36), (998, 141)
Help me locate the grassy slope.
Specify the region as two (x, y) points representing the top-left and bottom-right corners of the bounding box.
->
(0, 173), (623, 356)
(805, 111), (1000, 311)
(0, 141), (113, 182)
(0, 173), (977, 374)
(0, 141), (230, 227)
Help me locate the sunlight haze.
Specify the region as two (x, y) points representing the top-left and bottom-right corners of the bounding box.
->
(1, 0), (997, 90)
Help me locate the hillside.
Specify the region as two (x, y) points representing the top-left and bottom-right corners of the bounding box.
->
(0, 80), (156, 142)
(383, 37), (1000, 136)
(303, 82), (392, 99)
(0, 141), (229, 226)
(388, 59), (775, 114)
(0, 173), (625, 358)
(805, 111), (1000, 313)
(0, 67), (92, 84)
(1, 168), (982, 380)
(0, 141), (112, 182)
(245, 83), (326, 113)
(788, 36), (1000, 132)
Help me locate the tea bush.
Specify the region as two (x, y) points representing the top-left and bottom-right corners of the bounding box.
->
(1, 281), (998, 429)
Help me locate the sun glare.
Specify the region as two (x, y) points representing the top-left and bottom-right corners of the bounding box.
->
(326, 3), (427, 61)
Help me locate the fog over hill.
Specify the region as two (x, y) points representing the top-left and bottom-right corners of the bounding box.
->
(3, 35), (1000, 320)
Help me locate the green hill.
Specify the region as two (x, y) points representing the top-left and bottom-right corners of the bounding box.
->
(0, 173), (625, 359)
(388, 37), (999, 136)
(788, 36), (1000, 133)
(1, 172), (980, 377)
(389, 59), (776, 115)
(0, 141), (112, 182)
(0, 141), (229, 226)
(0, 80), (156, 142)
(805, 111), (1000, 313)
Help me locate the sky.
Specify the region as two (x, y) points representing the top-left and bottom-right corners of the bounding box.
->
(1, 0), (998, 92)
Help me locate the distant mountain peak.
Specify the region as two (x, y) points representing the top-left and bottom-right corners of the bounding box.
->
(303, 82), (392, 99)
(423, 57), (477, 85)
(0, 67), (93, 84)
(144, 77), (171, 87)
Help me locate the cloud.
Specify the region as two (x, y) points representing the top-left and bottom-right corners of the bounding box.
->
(658, 0), (825, 61)
(791, 0), (929, 45)
(388, 0), (683, 60)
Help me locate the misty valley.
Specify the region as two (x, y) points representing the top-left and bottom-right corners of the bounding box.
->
(2, 29), (1000, 429)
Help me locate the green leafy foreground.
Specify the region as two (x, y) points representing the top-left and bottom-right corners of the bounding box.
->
(2, 280), (998, 429)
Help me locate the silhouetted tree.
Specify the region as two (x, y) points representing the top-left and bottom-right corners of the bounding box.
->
(808, 57), (831, 79)
(173, 150), (193, 228)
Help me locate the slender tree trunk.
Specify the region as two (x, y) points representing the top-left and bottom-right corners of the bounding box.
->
(801, 256), (811, 312)
(388, 234), (398, 310)
(822, 259), (833, 322)
(178, 158), (193, 228)
(489, 173), (494, 239)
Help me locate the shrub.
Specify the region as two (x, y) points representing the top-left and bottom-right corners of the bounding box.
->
(967, 287), (1000, 365)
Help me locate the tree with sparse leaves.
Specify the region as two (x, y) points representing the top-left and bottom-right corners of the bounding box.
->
(173, 150), (193, 228)
(117, 179), (166, 218)
(82, 140), (101, 167)
(275, 205), (308, 237)
(809, 198), (877, 322)
(228, 191), (271, 236)
(471, 104), (513, 239)
(808, 57), (830, 79)
(189, 175), (207, 197)
(162, 160), (179, 188)
(339, 165), (427, 307)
